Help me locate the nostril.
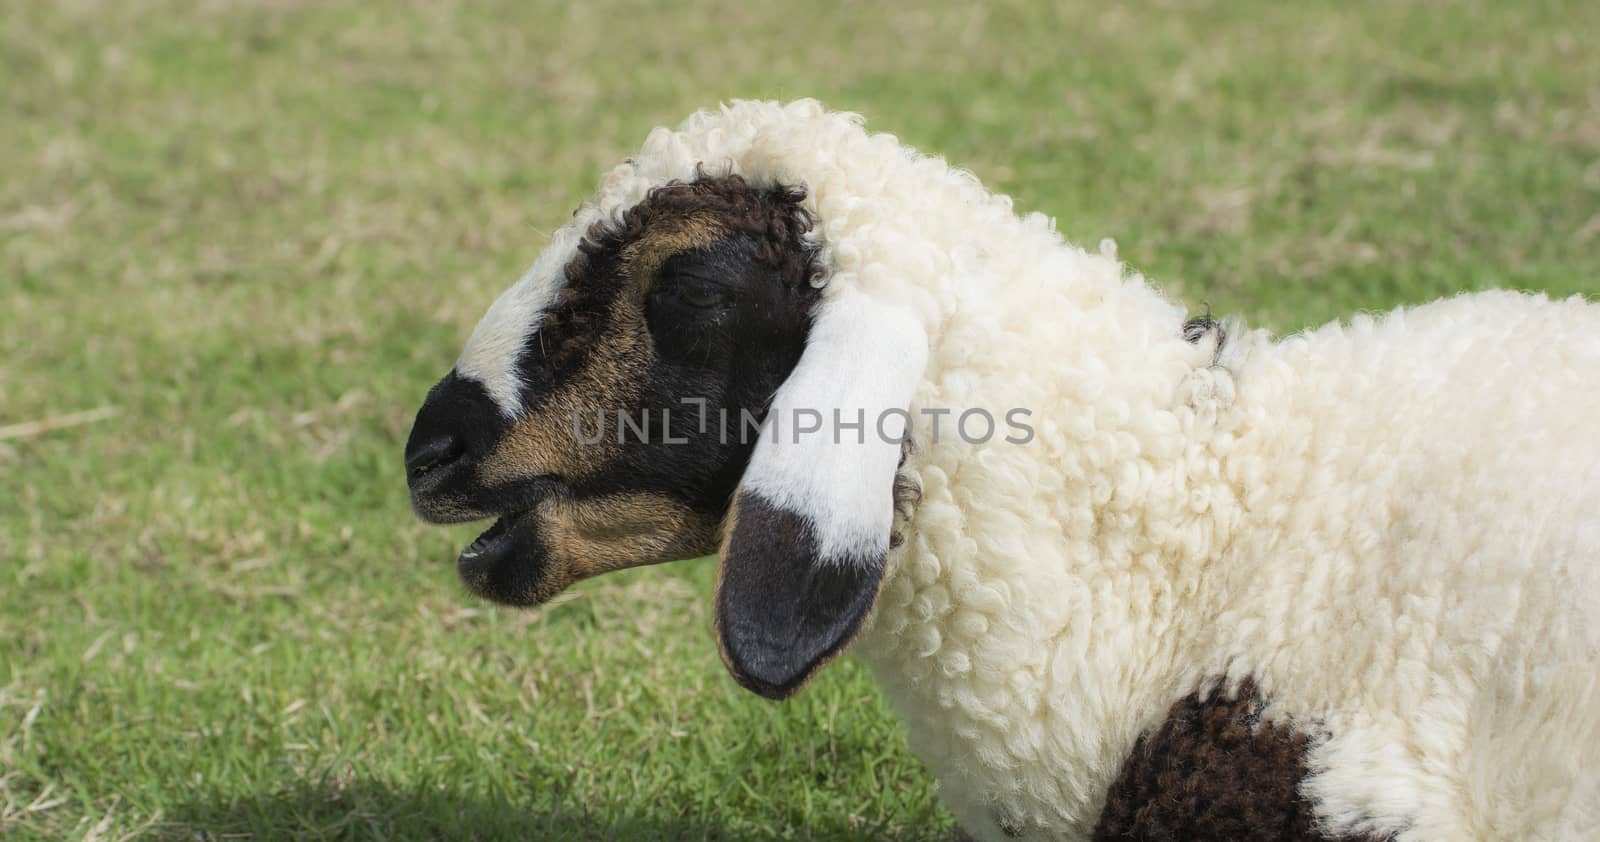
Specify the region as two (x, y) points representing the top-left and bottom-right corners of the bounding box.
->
(406, 435), (465, 479)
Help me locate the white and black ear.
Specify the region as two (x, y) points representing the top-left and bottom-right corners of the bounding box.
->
(715, 287), (927, 700)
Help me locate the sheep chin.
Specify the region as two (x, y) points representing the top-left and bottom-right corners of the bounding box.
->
(454, 509), (553, 607)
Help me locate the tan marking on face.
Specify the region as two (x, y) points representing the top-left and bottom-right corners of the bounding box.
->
(540, 492), (721, 583)
(476, 213), (726, 488)
(476, 307), (653, 485)
(620, 212), (724, 284)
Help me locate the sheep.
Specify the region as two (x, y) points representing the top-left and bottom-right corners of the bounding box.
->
(403, 99), (1600, 841)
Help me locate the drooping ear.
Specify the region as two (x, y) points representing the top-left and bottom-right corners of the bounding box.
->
(714, 286), (928, 700)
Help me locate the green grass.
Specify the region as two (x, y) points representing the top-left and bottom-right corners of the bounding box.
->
(3, 1), (1597, 838)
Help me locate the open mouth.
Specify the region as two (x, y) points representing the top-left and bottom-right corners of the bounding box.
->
(450, 474), (570, 605)
(460, 511), (522, 562)
(455, 508), (546, 604)
(438, 473), (569, 566)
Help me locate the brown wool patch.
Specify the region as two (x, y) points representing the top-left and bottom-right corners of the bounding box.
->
(1091, 679), (1388, 842)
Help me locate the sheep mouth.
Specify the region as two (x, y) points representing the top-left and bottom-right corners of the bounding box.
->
(455, 508), (547, 604)
(452, 475), (571, 605)
(460, 512), (523, 563)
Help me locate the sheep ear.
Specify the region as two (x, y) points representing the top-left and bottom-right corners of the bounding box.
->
(714, 288), (927, 700)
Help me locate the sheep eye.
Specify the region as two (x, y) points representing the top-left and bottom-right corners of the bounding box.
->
(667, 276), (730, 311)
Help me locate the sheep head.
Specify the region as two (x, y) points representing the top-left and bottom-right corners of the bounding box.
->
(405, 167), (927, 699)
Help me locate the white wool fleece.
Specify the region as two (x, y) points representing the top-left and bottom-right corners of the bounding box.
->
(474, 100), (1600, 841)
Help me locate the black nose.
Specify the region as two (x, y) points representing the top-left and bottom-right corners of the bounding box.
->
(404, 371), (505, 496)
(405, 433), (464, 480)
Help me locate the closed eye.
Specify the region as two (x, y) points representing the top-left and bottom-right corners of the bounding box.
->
(652, 242), (749, 316)
(672, 277), (729, 310)
(656, 264), (736, 312)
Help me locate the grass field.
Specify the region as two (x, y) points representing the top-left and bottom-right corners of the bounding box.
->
(3, 1), (1598, 839)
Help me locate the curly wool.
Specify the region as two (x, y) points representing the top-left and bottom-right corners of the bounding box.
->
(488, 100), (1600, 841)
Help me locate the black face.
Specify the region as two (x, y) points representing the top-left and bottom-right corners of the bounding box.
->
(405, 176), (822, 606)
(585, 232), (821, 512)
